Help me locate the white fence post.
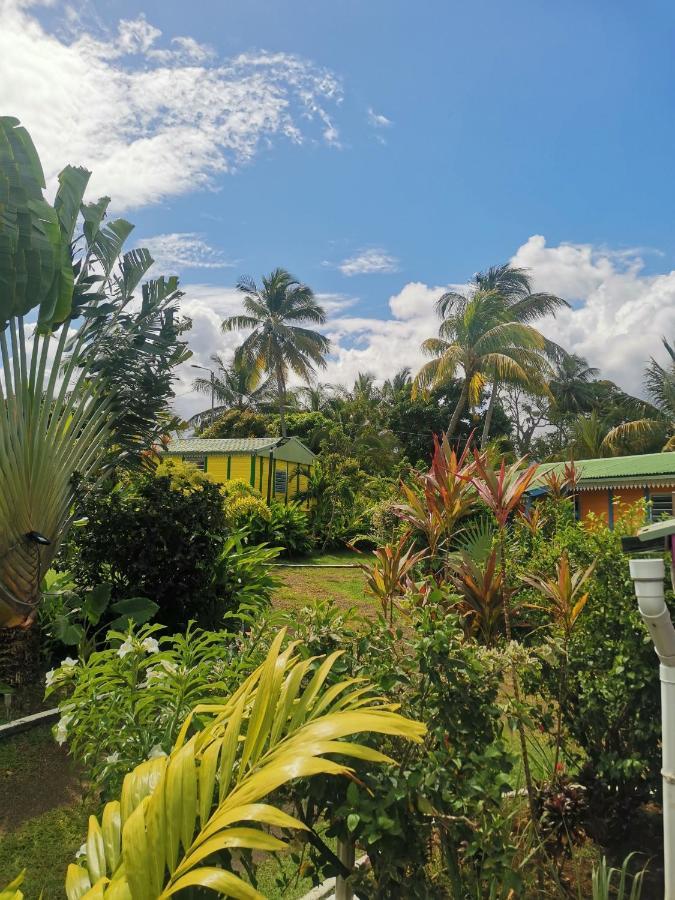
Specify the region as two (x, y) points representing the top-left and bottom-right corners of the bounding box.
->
(335, 838), (355, 900)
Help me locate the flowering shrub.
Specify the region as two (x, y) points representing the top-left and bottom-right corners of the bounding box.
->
(265, 598), (519, 897)
(221, 478), (271, 530)
(45, 623), (247, 796)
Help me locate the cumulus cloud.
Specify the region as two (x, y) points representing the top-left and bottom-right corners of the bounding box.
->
(511, 236), (675, 397)
(141, 233), (234, 272)
(335, 248), (400, 276)
(171, 236), (675, 418)
(0, 1), (343, 210)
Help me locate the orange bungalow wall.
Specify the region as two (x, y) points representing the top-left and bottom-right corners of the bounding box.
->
(577, 485), (675, 525)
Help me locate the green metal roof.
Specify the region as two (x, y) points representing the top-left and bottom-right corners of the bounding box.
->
(166, 438), (282, 454)
(533, 451), (675, 489)
(165, 437), (316, 464)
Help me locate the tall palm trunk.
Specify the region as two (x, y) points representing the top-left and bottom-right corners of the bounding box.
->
(276, 365), (287, 437)
(447, 378), (470, 441)
(480, 382), (499, 449)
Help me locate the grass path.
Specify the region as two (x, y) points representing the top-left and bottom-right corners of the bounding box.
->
(272, 550), (375, 617)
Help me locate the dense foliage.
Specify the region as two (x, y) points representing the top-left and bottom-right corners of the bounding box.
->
(65, 459), (228, 630)
(514, 498), (672, 834)
(274, 598), (519, 897)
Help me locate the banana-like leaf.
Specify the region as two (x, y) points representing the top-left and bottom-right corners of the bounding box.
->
(0, 117), (72, 325)
(0, 119), (191, 627)
(67, 631), (425, 898)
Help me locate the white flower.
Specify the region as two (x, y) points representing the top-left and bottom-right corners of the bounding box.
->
(143, 667), (165, 685)
(61, 657), (78, 668)
(105, 752), (120, 765)
(45, 669), (56, 688)
(55, 713), (73, 746)
(75, 843), (87, 859)
(159, 659), (177, 675)
(148, 744), (167, 759)
(141, 637), (160, 654)
(117, 638), (135, 658)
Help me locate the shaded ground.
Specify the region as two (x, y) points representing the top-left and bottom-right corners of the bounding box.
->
(0, 726), (88, 898)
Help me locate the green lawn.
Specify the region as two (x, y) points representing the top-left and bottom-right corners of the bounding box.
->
(272, 550), (374, 617)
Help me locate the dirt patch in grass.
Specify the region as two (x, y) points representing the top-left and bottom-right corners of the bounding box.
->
(0, 726), (84, 834)
(272, 564), (375, 619)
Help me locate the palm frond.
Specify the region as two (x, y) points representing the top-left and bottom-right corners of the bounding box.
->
(65, 633), (424, 899)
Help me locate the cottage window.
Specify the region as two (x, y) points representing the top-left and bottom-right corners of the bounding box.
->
(189, 455), (206, 471)
(650, 492), (674, 519)
(274, 468), (288, 494)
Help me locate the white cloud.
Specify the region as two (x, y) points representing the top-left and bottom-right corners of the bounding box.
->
(366, 107), (392, 144)
(170, 236), (675, 420)
(335, 248), (400, 276)
(141, 233), (234, 272)
(511, 236), (675, 397)
(0, 2), (343, 210)
(367, 107), (392, 128)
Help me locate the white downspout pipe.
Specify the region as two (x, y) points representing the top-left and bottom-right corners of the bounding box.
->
(629, 557), (675, 897)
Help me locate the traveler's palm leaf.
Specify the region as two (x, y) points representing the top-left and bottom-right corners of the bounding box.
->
(0, 118), (190, 627)
(65, 631), (425, 899)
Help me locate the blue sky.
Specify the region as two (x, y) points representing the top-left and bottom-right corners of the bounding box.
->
(2, 0), (675, 415)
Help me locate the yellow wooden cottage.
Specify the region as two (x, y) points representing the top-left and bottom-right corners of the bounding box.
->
(165, 437), (316, 504)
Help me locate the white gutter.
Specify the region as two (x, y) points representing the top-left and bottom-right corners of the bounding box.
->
(629, 557), (675, 898)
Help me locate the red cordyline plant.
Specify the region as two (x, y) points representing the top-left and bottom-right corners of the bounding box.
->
(542, 459), (580, 500)
(471, 451), (541, 830)
(361, 535), (428, 624)
(447, 548), (515, 647)
(471, 452), (539, 531)
(395, 434), (477, 558)
(517, 504), (548, 536)
(522, 552), (595, 782)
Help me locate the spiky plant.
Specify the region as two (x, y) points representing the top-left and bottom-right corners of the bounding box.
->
(0, 117), (190, 627)
(64, 631), (425, 898)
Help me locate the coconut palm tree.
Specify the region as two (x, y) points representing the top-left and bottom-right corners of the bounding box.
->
(603, 337), (675, 451)
(296, 379), (334, 412)
(438, 264), (568, 447)
(222, 269), (330, 437)
(549, 352), (600, 417)
(188, 353), (272, 431)
(382, 367), (412, 402)
(413, 288), (552, 441)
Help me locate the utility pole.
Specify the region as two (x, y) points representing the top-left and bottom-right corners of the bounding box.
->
(191, 364), (216, 411)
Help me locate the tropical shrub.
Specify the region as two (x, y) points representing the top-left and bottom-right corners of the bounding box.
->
(63, 632), (424, 898)
(38, 571), (158, 661)
(45, 622), (235, 796)
(65, 459), (228, 630)
(221, 478), (271, 530)
(514, 497), (672, 833)
(211, 532), (281, 615)
(268, 410), (333, 451)
(270, 599), (518, 897)
(309, 453), (393, 549)
(199, 407), (269, 438)
(251, 500), (313, 556)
